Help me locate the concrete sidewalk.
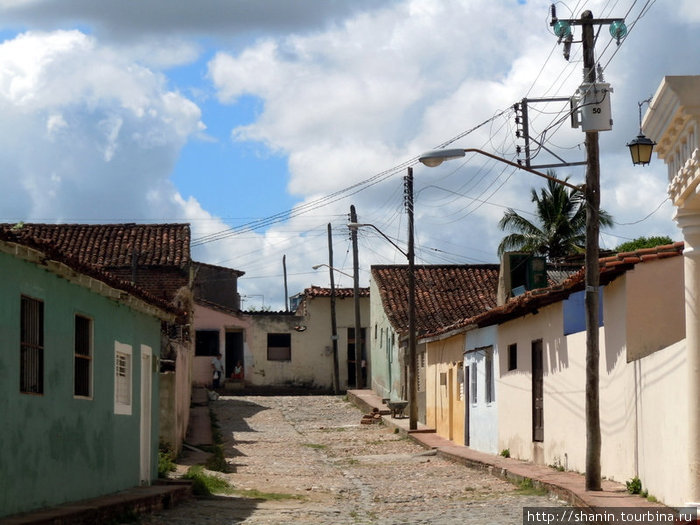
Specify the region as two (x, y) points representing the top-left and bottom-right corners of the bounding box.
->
(1, 482), (192, 525)
(347, 389), (666, 510)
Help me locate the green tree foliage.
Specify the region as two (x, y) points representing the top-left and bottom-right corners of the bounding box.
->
(615, 236), (674, 253)
(498, 173), (613, 262)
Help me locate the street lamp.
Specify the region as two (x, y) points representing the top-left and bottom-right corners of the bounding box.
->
(312, 264), (354, 279)
(347, 223), (408, 257)
(419, 148), (582, 191)
(626, 98), (656, 166)
(349, 170), (418, 432)
(419, 146), (596, 473)
(313, 261), (362, 393)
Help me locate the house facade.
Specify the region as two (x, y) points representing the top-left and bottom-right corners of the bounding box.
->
(424, 332), (466, 444)
(472, 244), (687, 505)
(192, 262), (249, 387)
(291, 286), (370, 391)
(463, 324), (499, 453)
(0, 223), (195, 455)
(371, 264), (499, 433)
(0, 230), (177, 518)
(193, 299), (251, 387)
(369, 271), (404, 402)
(243, 311), (322, 389)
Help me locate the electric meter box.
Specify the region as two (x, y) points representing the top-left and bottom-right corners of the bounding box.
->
(578, 82), (613, 132)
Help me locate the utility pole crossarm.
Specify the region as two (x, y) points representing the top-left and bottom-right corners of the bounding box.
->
(556, 17), (624, 25)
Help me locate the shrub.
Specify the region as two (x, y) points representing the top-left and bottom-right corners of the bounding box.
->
(626, 476), (642, 495)
(158, 442), (177, 478)
(500, 448), (511, 458)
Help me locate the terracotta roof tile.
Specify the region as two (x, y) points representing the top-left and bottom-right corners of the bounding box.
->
(464, 242), (685, 332)
(0, 223), (190, 267)
(304, 285), (370, 298)
(0, 223), (192, 304)
(371, 264), (499, 337)
(0, 228), (180, 317)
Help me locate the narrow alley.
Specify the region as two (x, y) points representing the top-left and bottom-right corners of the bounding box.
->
(139, 395), (563, 525)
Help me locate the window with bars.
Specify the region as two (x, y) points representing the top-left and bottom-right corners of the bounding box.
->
(507, 343), (518, 371)
(417, 351), (426, 392)
(20, 296), (44, 394)
(74, 315), (92, 398)
(485, 347), (495, 404)
(114, 342), (132, 415)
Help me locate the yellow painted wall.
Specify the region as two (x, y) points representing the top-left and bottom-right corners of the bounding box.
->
(426, 334), (466, 445)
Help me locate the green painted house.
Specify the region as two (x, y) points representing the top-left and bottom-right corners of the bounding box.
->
(0, 228), (179, 518)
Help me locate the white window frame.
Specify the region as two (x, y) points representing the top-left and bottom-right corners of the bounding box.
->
(114, 341), (133, 415)
(471, 361), (478, 405)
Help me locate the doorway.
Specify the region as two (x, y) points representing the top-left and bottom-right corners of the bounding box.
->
(347, 327), (366, 388)
(532, 339), (544, 442)
(464, 364), (470, 446)
(225, 331), (244, 379)
(139, 345), (153, 485)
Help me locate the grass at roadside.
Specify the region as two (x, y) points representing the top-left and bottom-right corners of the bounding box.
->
(182, 466), (306, 502)
(183, 466), (234, 496)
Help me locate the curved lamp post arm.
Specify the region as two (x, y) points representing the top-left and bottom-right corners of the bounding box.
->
(419, 148), (583, 192)
(312, 263), (354, 279)
(347, 222), (409, 259)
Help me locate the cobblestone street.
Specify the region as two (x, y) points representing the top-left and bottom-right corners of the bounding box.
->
(140, 395), (564, 524)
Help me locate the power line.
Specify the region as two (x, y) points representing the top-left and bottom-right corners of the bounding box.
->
(613, 198), (669, 226)
(191, 108), (514, 247)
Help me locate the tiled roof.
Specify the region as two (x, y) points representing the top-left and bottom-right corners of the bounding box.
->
(0, 228), (180, 317)
(0, 222), (192, 304)
(0, 223), (190, 268)
(304, 285), (370, 298)
(371, 264), (500, 337)
(461, 242), (685, 332)
(598, 242), (684, 269)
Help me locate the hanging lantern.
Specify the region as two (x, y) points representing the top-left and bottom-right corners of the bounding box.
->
(626, 134), (656, 166)
(627, 98), (656, 166)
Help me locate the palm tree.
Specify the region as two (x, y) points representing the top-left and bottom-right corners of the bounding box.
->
(497, 173), (613, 262)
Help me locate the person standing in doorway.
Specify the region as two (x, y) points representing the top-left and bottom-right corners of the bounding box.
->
(233, 360), (244, 380)
(211, 353), (224, 390)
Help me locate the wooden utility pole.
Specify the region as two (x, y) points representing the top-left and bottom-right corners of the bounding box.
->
(327, 224), (340, 394)
(350, 205), (364, 389)
(283, 254), (289, 312)
(581, 10), (602, 491)
(405, 168), (418, 430)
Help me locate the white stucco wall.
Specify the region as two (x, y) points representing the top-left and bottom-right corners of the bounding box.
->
(497, 256), (689, 505)
(245, 313), (326, 388)
(497, 304), (566, 466)
(301, 294), (370, 390)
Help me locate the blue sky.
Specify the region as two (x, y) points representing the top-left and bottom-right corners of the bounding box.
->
(0, 0), (697, 309)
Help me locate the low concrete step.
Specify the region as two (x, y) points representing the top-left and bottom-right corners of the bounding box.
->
(223, 380), (244, 391)
(185, 405), (213, 447)
(191, 386), (209, 406)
